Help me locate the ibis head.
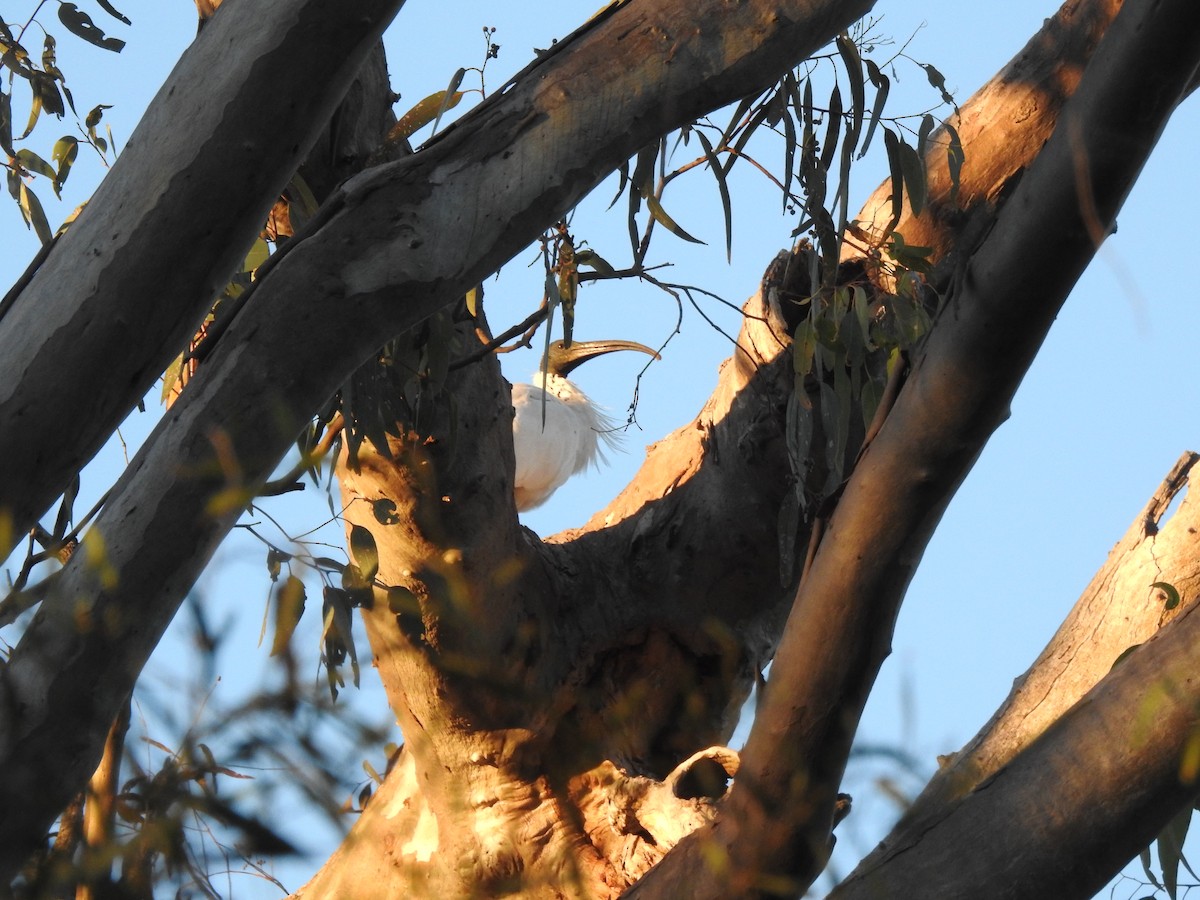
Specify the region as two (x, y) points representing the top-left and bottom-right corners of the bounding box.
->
(512, 339), (659, 512)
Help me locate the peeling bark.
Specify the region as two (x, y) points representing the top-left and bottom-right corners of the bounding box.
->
(0, 0), (874, 883)
(5, 0), (1200, 894)
(307, 266), (800, 894)
(631, 0), (1200, 895)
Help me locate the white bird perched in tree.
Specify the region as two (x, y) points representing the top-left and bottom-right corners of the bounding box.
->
(511, 339), (659, 511)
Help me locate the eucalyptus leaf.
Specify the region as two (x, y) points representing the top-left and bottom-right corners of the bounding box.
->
(350, 525), (379, 583)
(859, 60), (889, 159)
(695, 129), (732, 261)
(1152, 581), (1182, 610)
(57, 4), (125, 52)
(269, 575), (306, 657)
(646, 194), (705, 244)
(96, 0), (132, 25)
(835, 34), (864, 156)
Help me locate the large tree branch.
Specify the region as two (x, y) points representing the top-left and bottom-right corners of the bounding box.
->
(834, 589), (1200, 899)
(0, 0), (876, 881)
(630, 0), (1200, 895)
(848, 0), (1123, 278)
(0, 0), (404, 558)
(831, 452), (1200, 897)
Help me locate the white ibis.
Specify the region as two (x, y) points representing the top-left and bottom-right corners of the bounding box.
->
(511, 339), (659, 511)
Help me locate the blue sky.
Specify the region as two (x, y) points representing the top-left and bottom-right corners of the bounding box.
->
(2, 1), (1196, 896)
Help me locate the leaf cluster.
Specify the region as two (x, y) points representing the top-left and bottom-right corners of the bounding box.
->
(1, 2), (127, 243)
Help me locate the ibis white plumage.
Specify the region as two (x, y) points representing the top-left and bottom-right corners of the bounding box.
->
(512, 339), (659, 511)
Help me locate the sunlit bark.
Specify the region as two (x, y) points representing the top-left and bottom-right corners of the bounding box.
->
(0, 0), (874, 883)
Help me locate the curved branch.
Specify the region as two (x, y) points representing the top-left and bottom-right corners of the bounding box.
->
(848, 0), (1124, 278)
(631, 0), (1200, 895)
(0, 0), (877, 880)
(832, 453), (1200, 897)
(0, 0), (405, 558)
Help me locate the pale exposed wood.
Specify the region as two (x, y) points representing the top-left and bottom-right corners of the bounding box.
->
(848, 0), (1125, 276)
(631, 0), (1200, 895)
(7, 0), (1200, 894)
(0, 0), (876, 882)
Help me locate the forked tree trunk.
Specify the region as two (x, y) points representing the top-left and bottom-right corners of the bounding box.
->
(303, 0), (1200, 896)
(0, 0), (875, 881)
(4, 0), (1200, 896)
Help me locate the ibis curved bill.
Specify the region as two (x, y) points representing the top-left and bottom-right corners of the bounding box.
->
(512, 339), (659, 511)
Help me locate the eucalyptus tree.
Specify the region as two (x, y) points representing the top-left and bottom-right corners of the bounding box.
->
(1, 0), (1199, 898)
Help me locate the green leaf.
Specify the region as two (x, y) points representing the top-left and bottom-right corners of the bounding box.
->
(430, 68), (466, 136)
(16, 148), (55, 180)
(285, 172), (320, 226)
(860, 370), (883, 430)
(18, 182), (52, 244)
(835, 34), (864, 156)
(35, 73), (65, 118)
(1158, 806), (1193, 900)
(859, 60), (888, 159)
(780, 72), (802, 212)
(1142, 846), (1164, 891)
(1152, 581), (1182, 610)
(265, 547), (286, 582)
(917, 114), (936, 162)
(945, 123), (964, 202)
(793, 319), (817, 377)
(719, 96), (755, 158)
(631, 141), (657, 200)
(898, 138), (927, 217)
(852, 285), (873, 350)
(574, 248), (615, 273)
(57, 3), (125, 52)
(84, 103), (110, 130)
(695, 129), (732, 262)
(19, 84), (42, 139)
(341, 563), (373, 607)
(777, 482), (803, 585)
(96, 0), (132, 25)
(1111, 643), (1142, 669)
(386, 585), (420, 615)
(0, 90), (14, 157)
(51, 135), (77, 195)
(819, 83), (842, 172)
(818, 380), (846, 494)
(269, 575), (306, 657)
(725, 98), (771, 177)
(841, 297), (865, 368)
(887, 232), (935, 275)
(882, 128), (904, 231)
(645, 193), (704, 244)
(372, 498), (401, 525)
(322, 587), (360, 695)
(243, 237), (270, 274)
(921, 62), (954, 106)
(607, 159), (629, 210)
(350, 524), (379, 583)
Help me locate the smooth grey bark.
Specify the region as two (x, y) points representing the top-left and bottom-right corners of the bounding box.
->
(0, 0), (875, 882)
(0, 0), (405, 560)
